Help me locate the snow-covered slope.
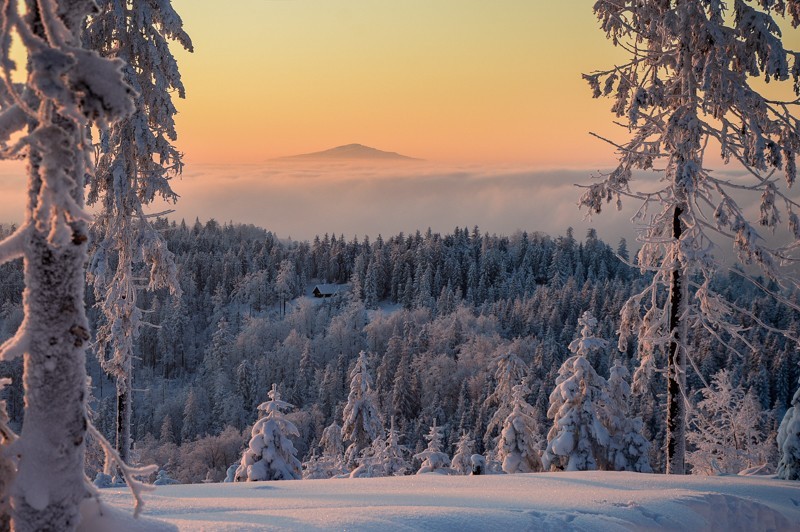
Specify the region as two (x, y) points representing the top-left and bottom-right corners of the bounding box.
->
(98, 472), (800, 531)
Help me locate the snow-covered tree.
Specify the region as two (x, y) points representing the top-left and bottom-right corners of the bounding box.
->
(84, 0), (190, 468)
(778, 372), (800, 480)
(543, 356), (610, 472)
(304, 421), (347, 479)
(342, 351), (383, 466)
(604, 361), (652, 473)
(0, 0), (136, 527)
(450, 432), (475, 475)
(568, 311), (608, 363)
(584, 0), (800, 475)
(687, 370), (772, 475)
(301, 452), (331, 480)
(381, 423), (411, 476)
(275, 259), (297, 316)
(498, 382), (543, 474)
(415, 422), (453, 474)
(484, 352), (529, 448)
(235, 384), (302, 481)
(153, 470), (179, 486)
(320, 420), (345, 460)
(350, 425), (410, 478)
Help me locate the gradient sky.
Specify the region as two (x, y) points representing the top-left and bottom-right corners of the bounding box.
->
(169, 1), (631, 166)
(2, 2), (800, 242)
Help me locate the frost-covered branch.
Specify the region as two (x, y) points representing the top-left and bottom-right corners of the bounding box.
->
(86, 422), (157, 518)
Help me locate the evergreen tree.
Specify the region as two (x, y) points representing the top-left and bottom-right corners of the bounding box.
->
(235, 384), (302, 481)
(604, 361), (652, 473)
(543, 356), (610, 472)
(415, 422), (453, 474)
(381, 423), (411, 476)
(498, 383), (543, 474)
(484, 352), (528, 449)
(0, 1), (134, 527)
(584, 0), (800, 475)
(450, 432), (475, 475)
(778, 371), (800, 480)
(85, 0), (190, 468)
(342, 351), (383, 466)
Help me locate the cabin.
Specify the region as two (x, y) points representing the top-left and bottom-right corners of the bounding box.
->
(313, 284), (342, 298)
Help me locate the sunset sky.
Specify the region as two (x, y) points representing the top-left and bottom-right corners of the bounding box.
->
(2, 2), (800, 241)
(169, 1), (630, 166)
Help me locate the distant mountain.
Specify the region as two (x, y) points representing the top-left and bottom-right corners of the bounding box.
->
(276, 144), (419, 161)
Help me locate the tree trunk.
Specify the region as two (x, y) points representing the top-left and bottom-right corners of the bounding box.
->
(116, 377), (132, 469)
(14, 225), (91, 530)
(666, 204), (687, 474)
(11, 3), (92, 526)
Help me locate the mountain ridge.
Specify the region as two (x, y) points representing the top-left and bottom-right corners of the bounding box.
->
(275, 143), (419, 161)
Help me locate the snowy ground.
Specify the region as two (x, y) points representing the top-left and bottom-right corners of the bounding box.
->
(97, 472), (800, 531)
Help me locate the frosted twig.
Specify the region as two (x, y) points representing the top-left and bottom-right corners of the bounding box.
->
(86, 422), (157, 518)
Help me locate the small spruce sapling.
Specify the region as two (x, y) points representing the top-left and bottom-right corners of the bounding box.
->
(415, 422), (454, 474)
(235, 384), (302, 481)
(451, 432), (475, 475)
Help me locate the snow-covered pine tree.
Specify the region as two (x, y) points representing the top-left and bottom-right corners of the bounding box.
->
(0, 0), (135, 527)
(584, 0), (800, 475)
(381, 422), (411, 476)
(342, 351), (383, 466)
(543, 356), (611, 472)
(450, 432), (475, 475)
(778, 371), (800, 479)
(275, 259), (296, 316)
(687, 369), (771, 475)
(350, 435), (385, 478)
(498, 382), (543, 474)
(415, 422), (453, 474)
(484, 351), (528, 449)
(568, 311), (609, 364)
(604, 361), (652, 473)
(306, 420), (347, 478)
(84, 0), (190, 469)
(234, 384), (302, 481)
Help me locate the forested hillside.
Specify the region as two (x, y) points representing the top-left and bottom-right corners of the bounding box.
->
(0, 220), (796, 482)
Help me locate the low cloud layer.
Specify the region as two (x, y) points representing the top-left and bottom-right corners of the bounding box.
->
(2, 160), (778, 249)
(148, 161), (640, 243)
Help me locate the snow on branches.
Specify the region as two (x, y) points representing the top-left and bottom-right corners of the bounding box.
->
(778, 371), (800, 479)
(342, 351), (384, 466)
(0, 0), (136, 528)
(584, 0), (800, 474)
(235, 384), (302, 482)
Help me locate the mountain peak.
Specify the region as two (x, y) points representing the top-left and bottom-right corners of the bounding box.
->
(277, 144), (419, 161)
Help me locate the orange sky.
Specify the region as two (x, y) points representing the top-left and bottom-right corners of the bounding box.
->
(3, 2), (800, 241)
(169, 1), (635, 166)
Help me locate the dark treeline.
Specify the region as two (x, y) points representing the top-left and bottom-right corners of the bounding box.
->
(0, 220), (797, 482)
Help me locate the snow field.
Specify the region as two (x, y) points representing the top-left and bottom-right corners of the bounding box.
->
(98, 472), (800, 531)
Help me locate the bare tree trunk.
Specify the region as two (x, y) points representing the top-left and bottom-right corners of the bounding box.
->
(666, 205), (687, 474)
